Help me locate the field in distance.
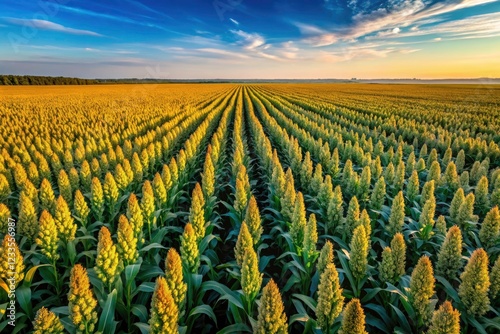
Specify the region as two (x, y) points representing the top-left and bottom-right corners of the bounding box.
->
(0, 83), (499, 333)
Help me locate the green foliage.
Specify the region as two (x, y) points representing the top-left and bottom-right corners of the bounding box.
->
(2, 84), (499, 334)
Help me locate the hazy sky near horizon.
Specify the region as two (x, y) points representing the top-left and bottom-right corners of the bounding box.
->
(0, 0), (499, 79)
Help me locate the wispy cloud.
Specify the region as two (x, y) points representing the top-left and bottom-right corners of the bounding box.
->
(294, 23), (338, 46)
(60, 5), (136, 23)
(26, 44), (139, 55)
(230, 18), (239, 25)
(231, 29), (266, 50)
(58, 5), (179, 34)
(296, 0), (500, 44)
(349, 0), (499, 39)
(4, 18), (102, 36)
(316, 45), (421, 63)
(229, 29), (286, 60)
(368, 12), (500, 41)
(197, 48), (249, 59)
(279, 41), (300, 59)
(123, 0), (171, 19)
(176, 35), (223, 48)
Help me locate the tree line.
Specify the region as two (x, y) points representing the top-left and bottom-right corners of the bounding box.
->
(1, 75), (98, 85)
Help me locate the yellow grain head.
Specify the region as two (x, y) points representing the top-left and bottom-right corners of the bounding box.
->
(338, 298), (368, 334)
(68, 264), (98, 334)
(458, 248), (490, 316)
(36, 210), (60, 262)
(255, 279), (288, 334)
(0, 234), (25, 285)
(117, 215), (138, 265)
(33, 307), (65, 334)
(149, 276), (179, 334)
(165, 247), (187, 308)
(180, 223), (200, 273)
(316, 263), (344, 333)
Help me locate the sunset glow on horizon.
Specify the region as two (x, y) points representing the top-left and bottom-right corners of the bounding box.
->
(1, 0), (499, 79)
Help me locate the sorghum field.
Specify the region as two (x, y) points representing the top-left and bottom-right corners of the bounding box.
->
(0, 84), (499, 334)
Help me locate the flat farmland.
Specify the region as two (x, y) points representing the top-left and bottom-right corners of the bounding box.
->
(0, 83), (499, 333)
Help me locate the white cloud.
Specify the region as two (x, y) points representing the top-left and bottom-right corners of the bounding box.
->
(176, 35), (223, 48)
(349, 0), (498, 39)
(294, 23), (338, 46)
(256, 52), (281, 61)
(399, 48), (421, 54)
(434, 37), (442, 41)
(297, 0), (500, 45)
(294, 23), (327, 35)
(197, 48), (249, 59)
(279, 41), (300, 59)
(348, 0), (427, 39)
(231, 29), (265, 50)
(369, 12), (500, 41)
(229, 18), (239, 25)
(124, 0), (171, 19)
(318, 47), (395, 63)
(306, 33), (338, 47)
(4, 18), (103, 36)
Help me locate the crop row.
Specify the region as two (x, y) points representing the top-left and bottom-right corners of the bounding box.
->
(0, 84), (499, 334)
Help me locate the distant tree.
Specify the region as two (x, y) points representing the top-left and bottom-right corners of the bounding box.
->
(0, 75), (99, 85)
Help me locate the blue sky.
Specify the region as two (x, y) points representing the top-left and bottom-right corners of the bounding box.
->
(0, 0), (499, 79)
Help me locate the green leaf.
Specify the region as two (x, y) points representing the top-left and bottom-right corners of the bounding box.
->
(125, 261), (142, 285)
(98, 289), (118, 333)
(292, 294), (317, 313)
(51, 306), (70, 316)
(258, 255), (274, 272)
(188, 304), (218, 326)
(11, 322), (28, 334)
(364, 303), (392, 327)
(60, 316), (76, 334)
(137, 265), (164, 281)
(201, 281), (243, 309)
(289, 313), (311, 325)
(468, 317), (488, 334)
(366, 315), (390, 333)
(337, 250), (356, 294)
(216, 323), (252, 334)
(134, 322), (151, 334)
(283, 275), (300, 293)
(361, 287), (382, 303)
(385, 283), (408, 301)
(435, 275), (460, 303)
(390, 304), (412, 333)
(23, 264), (50, 286)
(67, 240), (77, 265)
(137, 282), (155, 293)
(482, 317), (500, 330)
(139, 242), (167, 252)
(131, 304), (148, 323)
(16, 285), (32, 318)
